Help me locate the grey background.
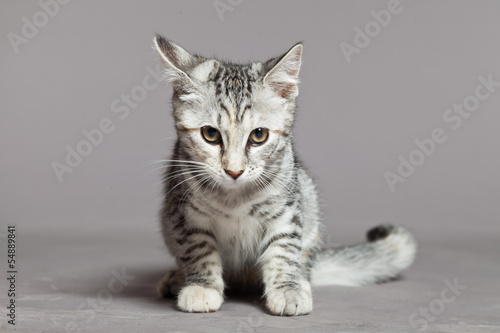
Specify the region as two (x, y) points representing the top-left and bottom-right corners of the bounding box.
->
(1, 1), (499, 332)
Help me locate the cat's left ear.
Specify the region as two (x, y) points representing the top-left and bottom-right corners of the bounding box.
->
(263, 43), (303, 100)
(153, 34), (204, 96)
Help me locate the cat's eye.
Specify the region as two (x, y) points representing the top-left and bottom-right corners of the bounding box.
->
(201, 126), (221, 144)
(248, 128), (269, 145)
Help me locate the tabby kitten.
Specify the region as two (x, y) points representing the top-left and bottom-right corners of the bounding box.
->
(153, 34), (417, 316)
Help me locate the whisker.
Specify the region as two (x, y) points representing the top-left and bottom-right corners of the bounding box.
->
(262, 169), (299, 188)
(141, 159), (209, 171)
(260, 170), (298, 199)
(162, 159), (209, 166)
(142, 164), (203, 178)
(162, 169), (206, 183)
(178, 175), (211, 207)
(166, 173), (207, 196)
(193, 176), (212, 196)
(153, 136), (176, 144)
(210, 178), (220, 195)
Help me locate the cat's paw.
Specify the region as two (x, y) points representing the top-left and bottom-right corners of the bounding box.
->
(265, 283), (312, 316)
(177, 285), (223, 313)
(158, 270), (184, 297)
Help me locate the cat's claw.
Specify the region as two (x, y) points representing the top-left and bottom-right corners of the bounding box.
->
(177, 285), (223, 313)
(265, 285), (313, 316)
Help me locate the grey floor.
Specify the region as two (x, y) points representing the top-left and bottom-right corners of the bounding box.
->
(2, 1), (500, 332)
(2, 222), (499, 333)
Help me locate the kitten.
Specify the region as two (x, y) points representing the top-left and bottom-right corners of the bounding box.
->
(153, 34), (417, 316)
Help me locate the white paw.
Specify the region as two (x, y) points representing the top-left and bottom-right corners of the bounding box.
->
(266, 283), (312, 316)
(177, 285), (223, 313)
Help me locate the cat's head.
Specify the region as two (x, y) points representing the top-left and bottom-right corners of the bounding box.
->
(153, 35), (302, 189)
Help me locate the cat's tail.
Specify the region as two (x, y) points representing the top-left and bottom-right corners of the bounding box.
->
(310, 224), (417, 286)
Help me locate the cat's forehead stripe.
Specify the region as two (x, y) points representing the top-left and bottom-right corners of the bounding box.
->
(210, 62), (256, 120)
(238, 105), (251, 123)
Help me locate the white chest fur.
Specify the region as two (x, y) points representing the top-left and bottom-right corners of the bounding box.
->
(212, 207), (264, 272)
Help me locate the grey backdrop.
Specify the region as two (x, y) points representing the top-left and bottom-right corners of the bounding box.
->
(1, 1), (499, 332)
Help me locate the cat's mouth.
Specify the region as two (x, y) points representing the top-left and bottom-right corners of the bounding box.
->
(222, 175), (245, 186)
(219, 170), (253, 189)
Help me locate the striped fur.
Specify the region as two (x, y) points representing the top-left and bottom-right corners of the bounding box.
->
(153, 35), (417, 316)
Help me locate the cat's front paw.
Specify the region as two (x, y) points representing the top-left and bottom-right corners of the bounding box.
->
(265, 283), (312, 316)
(177, 285), (223, 313)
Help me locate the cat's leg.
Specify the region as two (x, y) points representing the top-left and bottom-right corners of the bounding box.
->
(158, 269), (185, 297)
(260, 224), (313, 316)
(175, 228), (225, 313)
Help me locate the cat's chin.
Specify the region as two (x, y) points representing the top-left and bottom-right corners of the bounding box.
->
(221, 179), (246, 189)
(219, 177), (253, 191)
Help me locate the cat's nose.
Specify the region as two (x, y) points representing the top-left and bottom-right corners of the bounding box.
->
(224, 169), (244, 180)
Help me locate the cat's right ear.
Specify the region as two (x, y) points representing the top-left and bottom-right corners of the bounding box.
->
(153, 35), (199, 95)
(263, 43), (303, 100)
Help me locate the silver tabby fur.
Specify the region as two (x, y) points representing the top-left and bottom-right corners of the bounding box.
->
(153, 34), (417, 316)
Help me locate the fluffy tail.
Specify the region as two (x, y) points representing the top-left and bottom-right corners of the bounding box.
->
(310, 224), (417, 286)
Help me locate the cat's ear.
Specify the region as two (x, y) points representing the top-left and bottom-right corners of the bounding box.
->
(263, 43), (303, 100)
(153, 34), (203, 96)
